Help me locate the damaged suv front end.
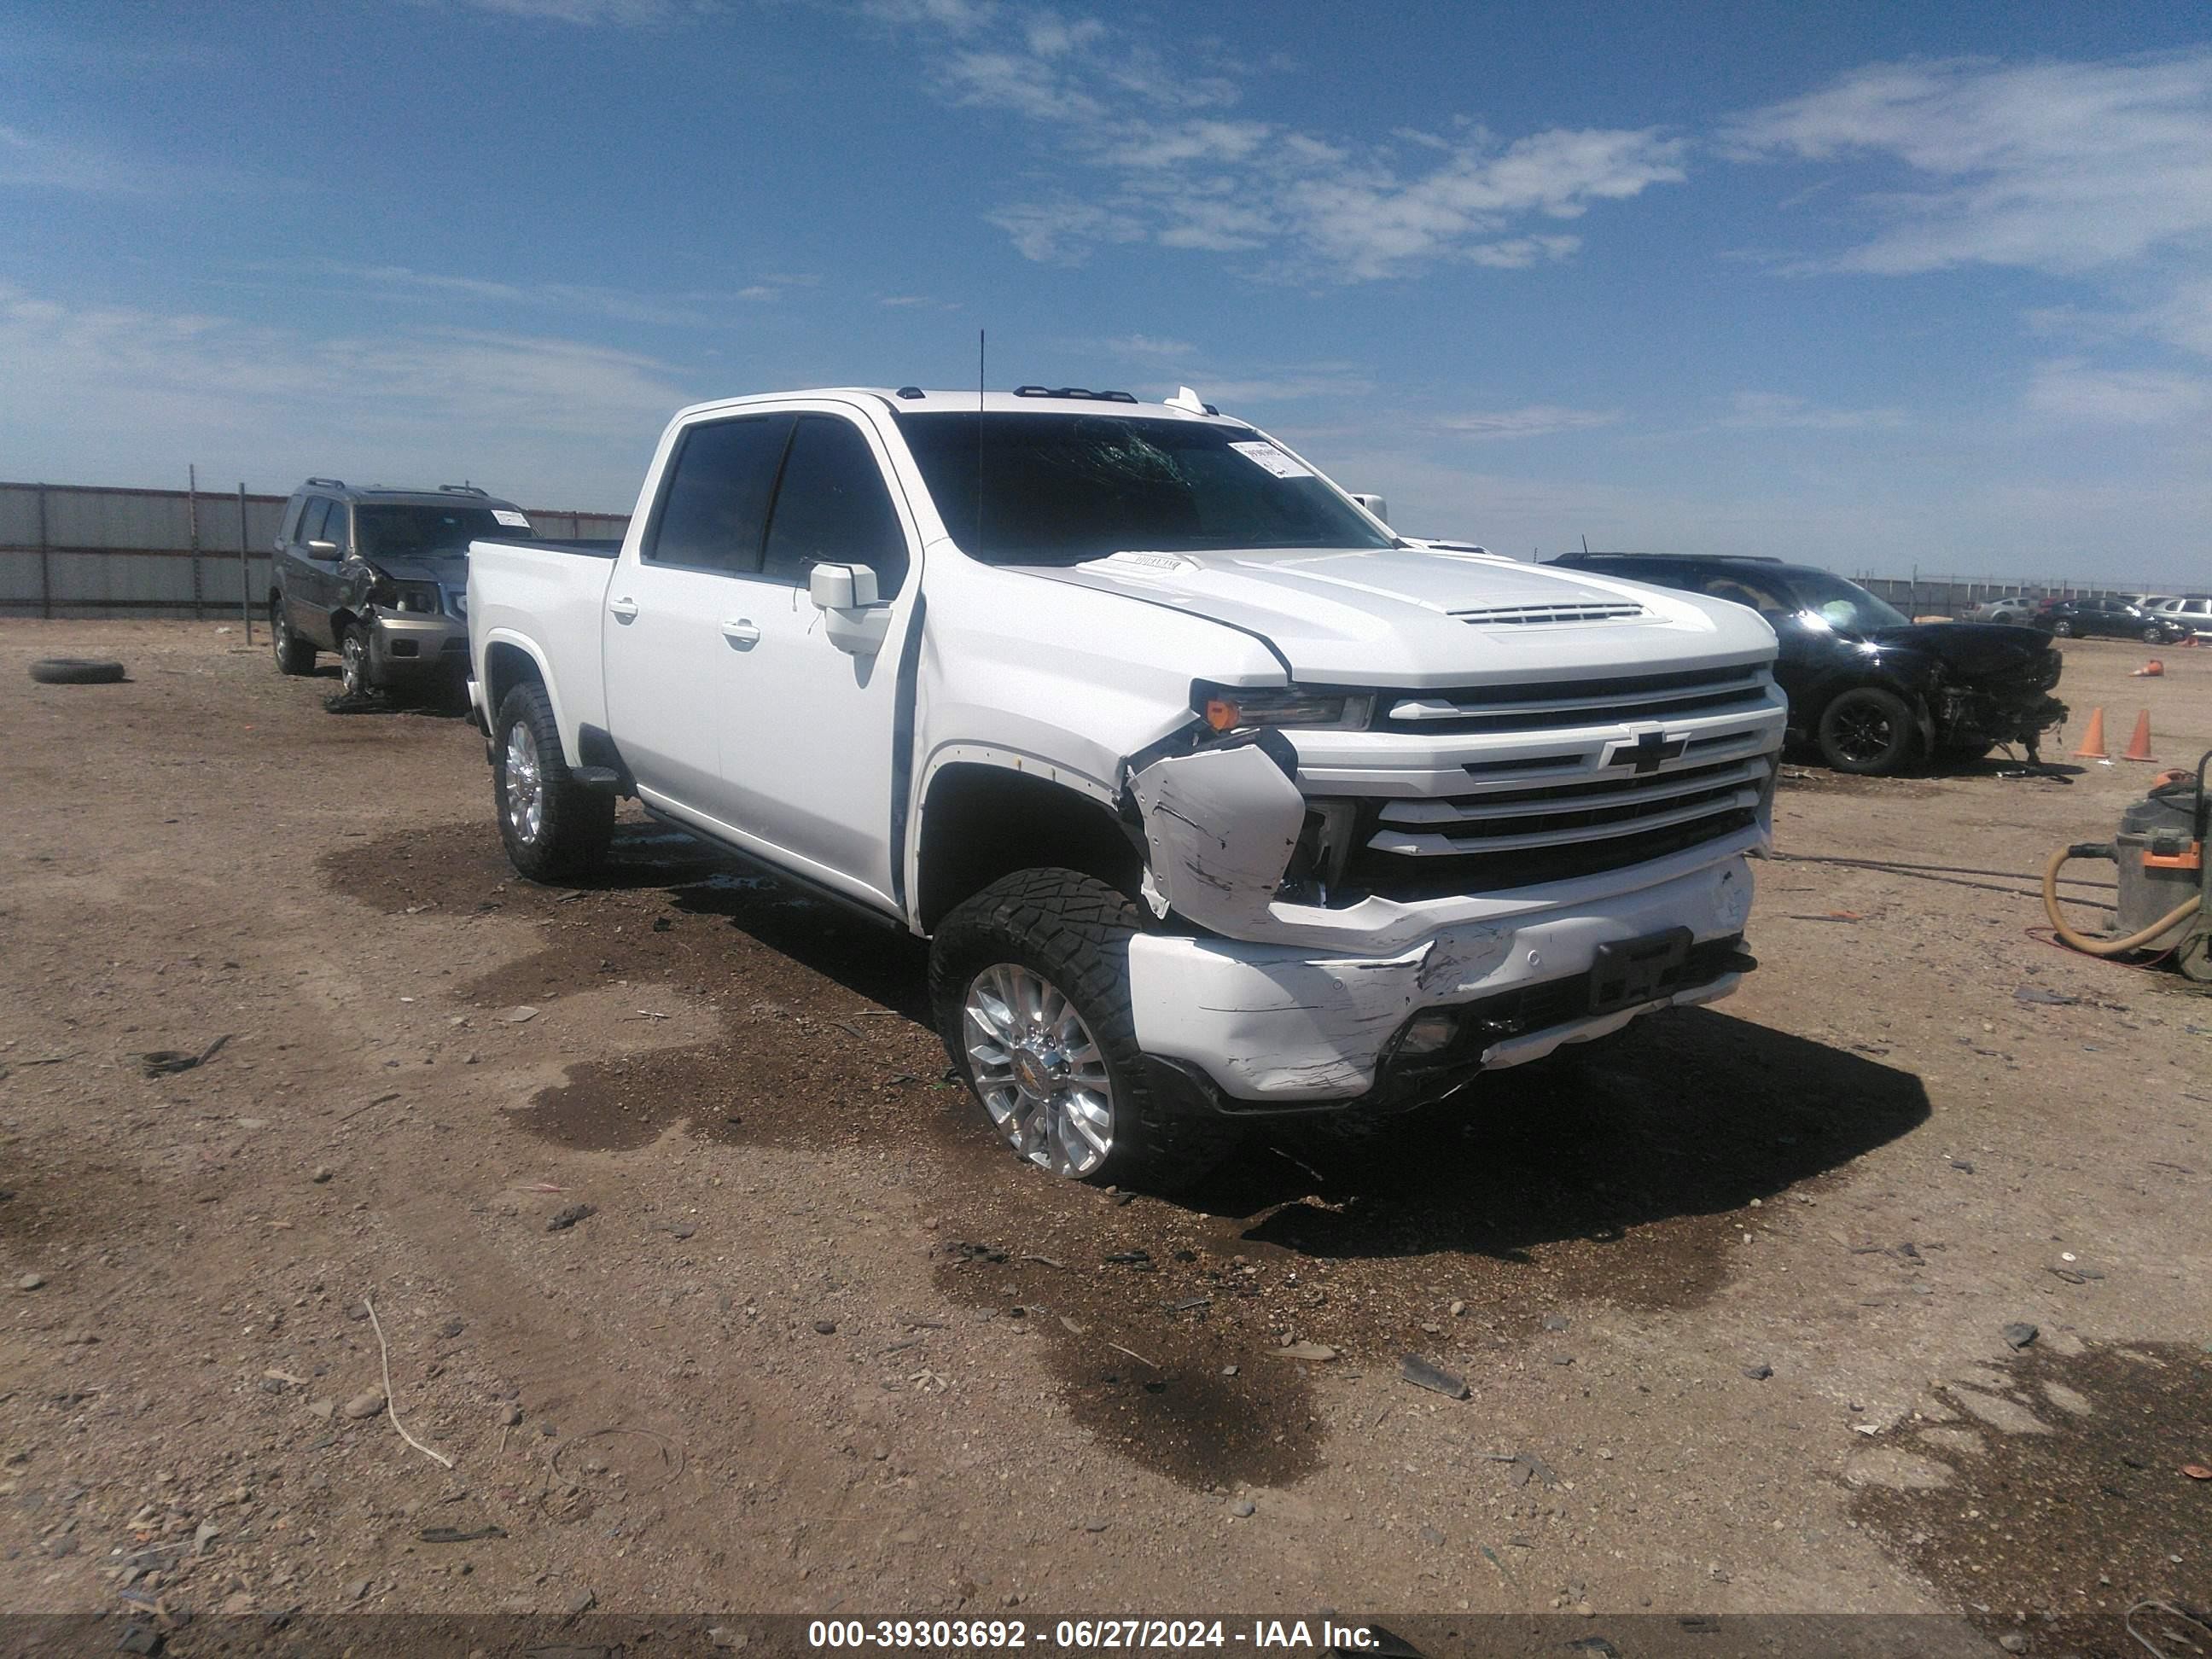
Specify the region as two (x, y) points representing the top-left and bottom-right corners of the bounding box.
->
(1120, 647), (1784, 1113)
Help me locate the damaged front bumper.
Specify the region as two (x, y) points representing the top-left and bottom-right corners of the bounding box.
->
(1127, 853), (1755, 1109)
(1122, 726), (1765, 1109)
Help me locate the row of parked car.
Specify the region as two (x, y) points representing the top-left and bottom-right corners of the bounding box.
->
(1966, 591), (2209, 642)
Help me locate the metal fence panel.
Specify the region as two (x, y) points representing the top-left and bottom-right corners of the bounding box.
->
(0, 480), (629, 617)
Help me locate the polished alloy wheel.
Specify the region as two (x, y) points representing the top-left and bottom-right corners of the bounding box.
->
(962, 962), (1115, 1178)
(504, 720), (544, 845)
(341, 634), (365, 697)
(271, 603), (288, 661)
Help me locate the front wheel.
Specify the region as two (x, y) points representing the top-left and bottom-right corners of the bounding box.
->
(1817, 686), (1918, 776)
(2143, 624), (2169, 643)
(492, 682), (614, 882)
(928, 868), (1239, 1190)
(338, 626), (373, 699)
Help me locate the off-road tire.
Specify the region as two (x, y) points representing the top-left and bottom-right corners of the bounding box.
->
(28, 658), (125, 685)
(928, 868), (1241, 1192)
(271, 597), (315, 675)
(1817, 686), (1919, 776)
(492, 681), (614, 883)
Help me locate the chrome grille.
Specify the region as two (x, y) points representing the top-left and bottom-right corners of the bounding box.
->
(1300, 661), (1786, 899)
(1382, 663), (1769, 734)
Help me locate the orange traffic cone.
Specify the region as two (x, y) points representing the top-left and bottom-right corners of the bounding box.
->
(2133, 659), (2165, 678)
(2122, 708), (2156, 763)
(2072, 707), (2108, 760)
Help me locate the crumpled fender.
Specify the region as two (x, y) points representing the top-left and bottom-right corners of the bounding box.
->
(1126, 731), (1307, 938)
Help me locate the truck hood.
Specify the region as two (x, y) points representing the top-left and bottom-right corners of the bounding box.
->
(364, 550), (469, 587)
(1863, 620), (2058, 682)
(1018, 545), (1773, 687)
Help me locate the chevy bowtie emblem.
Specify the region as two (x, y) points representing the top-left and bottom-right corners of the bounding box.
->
(1606, 731), (1688, 775)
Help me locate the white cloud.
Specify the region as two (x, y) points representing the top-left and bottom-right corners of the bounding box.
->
(1437, 405), (1623, 440)
(270, 261), (799, 325)
(0, 282), (682, 504)
(874, 7), (1686, 278)
(983, 199), (1144, 265)
(1720, 391), (1907, 431)
(448, 0), (701, 23)
(1724, 53), (2212, 276)
(0, 121), (274, 195)
(1103, 333), (1196, 358)
(2026, 358), (2211, 425)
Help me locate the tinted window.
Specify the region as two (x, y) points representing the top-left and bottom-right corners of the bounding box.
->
(1695, 570), (1795, 620)
(894, 411), (1393, 565)
(357, 504), (521, 559)
(322, 501), (349, 553)
(761, 416), (908, 592)
(300, 499), (332, 547)
(646, 414), (795, 573)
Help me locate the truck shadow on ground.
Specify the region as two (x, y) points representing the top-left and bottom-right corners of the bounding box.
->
(1206, 1010), (1931, 1270)
(331, 818), (1933, 1493)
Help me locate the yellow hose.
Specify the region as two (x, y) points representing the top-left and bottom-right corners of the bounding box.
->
(2041, 845), (2197, 956)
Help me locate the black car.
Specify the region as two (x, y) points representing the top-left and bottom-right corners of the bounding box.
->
(2031, 596), (2179, 643)
(1551, 554), (2066, 775)
(269, 479), (532, 701)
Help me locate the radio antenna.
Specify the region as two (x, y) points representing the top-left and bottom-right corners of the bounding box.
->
(975, 329), (986, 550)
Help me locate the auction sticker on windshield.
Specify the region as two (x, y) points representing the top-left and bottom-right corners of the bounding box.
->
(492, 509), (532, 528)
(1227, 441), (1311, 479)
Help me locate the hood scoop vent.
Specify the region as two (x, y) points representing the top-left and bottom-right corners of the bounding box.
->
(1449, 601), (1647, 627)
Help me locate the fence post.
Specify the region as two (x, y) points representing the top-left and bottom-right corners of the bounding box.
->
(188, 464), (204, 620)
(36, 482), (50, 620)
(238, 483), (253, 645)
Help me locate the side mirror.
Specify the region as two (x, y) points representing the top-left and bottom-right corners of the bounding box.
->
(808, 562), (880, 613)
(1348, 493), (1388, 526)
(307, 539), (338, 556)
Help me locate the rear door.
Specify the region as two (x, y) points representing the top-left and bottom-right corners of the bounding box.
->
(712, 406), (923, 910)
(602, 411), (795, 813)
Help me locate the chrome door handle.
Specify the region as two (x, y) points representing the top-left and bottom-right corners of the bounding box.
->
(608, 597), (640, 620)
(721, 619), (760, 646)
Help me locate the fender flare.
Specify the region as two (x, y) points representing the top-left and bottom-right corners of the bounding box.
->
(477, 629), (579, 765)
(906, 743), (1124, 924)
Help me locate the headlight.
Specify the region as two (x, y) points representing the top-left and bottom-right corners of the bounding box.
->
(385, 580), (441, 614)
(1192, 681), (1372, 731)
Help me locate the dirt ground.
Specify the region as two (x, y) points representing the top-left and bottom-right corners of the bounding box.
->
(1, 620), (2206, 1651)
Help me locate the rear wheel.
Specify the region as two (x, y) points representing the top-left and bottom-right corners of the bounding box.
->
(2052, 619), (2075, 637)
(492, 681), (614, 882)
(928, 868), (1240, 1190)
(1818, 686), (1918, 776)
(271, 597), (315, 675)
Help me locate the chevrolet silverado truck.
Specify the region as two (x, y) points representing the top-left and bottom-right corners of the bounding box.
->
(466, 386), (1786, 1188)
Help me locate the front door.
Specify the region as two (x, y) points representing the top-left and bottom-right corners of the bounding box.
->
(712, 409), (922, 911)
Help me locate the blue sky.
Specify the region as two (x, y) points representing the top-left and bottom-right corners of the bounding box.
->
(3, 1), (2208, 581)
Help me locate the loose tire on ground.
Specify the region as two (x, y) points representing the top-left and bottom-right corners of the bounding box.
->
(927, 867), (1241, 1192)
(1817, 685), (1919, 776)
(492, 681), (614, 883)
(28, 658), (125, 685)
(271, 597), (316, 675)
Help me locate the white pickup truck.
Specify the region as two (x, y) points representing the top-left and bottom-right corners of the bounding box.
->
(467, 386), (1785, 1188)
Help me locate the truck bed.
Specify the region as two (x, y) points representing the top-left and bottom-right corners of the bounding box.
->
(472, 537), (622, 559)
